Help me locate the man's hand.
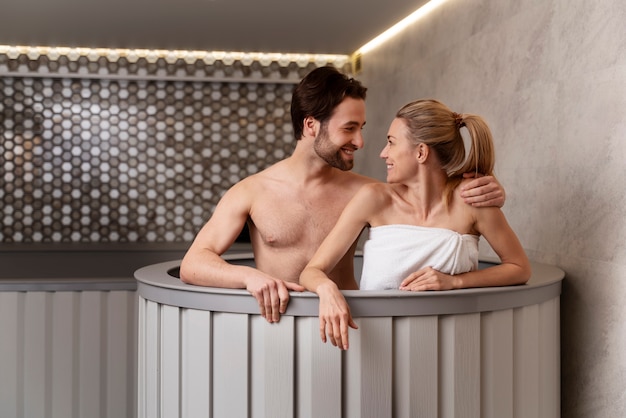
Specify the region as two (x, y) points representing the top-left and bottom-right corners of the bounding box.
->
(460, 173), (506, 208)
(246, 278), (305, 323)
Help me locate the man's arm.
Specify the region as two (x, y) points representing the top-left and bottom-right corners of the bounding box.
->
(460, 174), (506, 207)
(179, 181), (303, 323)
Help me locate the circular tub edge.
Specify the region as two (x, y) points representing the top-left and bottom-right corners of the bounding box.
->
(134, 258), (564, 317)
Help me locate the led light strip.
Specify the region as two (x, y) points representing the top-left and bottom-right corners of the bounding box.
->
(354, 0), (449, 55)
(0, 45), (350, 68)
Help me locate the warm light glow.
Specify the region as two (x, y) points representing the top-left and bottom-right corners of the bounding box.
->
(0, 45), (350, 68)
(354, 0), (449, 55)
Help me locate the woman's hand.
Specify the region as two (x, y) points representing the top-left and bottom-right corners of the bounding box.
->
(400, 267), (460, 291)
(317, 282), (358, 350)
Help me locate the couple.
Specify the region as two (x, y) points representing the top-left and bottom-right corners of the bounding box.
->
(180, 67), (529, 347)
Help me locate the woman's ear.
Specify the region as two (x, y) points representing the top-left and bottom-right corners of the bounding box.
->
(415, 143), (429, 163)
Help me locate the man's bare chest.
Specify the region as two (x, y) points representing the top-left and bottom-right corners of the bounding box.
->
(250, 193), (349, 248)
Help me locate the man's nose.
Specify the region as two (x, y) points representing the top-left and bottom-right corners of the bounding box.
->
(353, 131), (364, 149)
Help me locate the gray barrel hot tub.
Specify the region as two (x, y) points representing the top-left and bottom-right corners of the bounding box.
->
(135, 253), (564, 418)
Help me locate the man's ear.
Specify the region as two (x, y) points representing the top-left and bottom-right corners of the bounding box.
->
(303, 116), (319, 137)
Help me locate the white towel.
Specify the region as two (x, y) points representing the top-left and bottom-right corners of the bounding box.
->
(359, 225), (479, 290)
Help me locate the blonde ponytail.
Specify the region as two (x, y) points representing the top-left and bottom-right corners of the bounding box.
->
(395, 99), (496, 206)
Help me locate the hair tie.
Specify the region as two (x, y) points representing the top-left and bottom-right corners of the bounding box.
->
(453, 112), (463, 129)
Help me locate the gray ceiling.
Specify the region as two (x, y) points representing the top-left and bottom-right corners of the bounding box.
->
(2, 0), (428, 55)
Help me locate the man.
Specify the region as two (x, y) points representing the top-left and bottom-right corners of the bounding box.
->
(180, 66), (504, 322)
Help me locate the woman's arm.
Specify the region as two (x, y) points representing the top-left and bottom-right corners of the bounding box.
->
(401, 207), (531, 291)
(458, 207), (531, 288)
(300, 185), (381, 349)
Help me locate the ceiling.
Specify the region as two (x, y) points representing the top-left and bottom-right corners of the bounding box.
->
(2, 0), (428, 55)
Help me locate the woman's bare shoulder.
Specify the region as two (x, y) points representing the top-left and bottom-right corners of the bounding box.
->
(353, 182), (395, 206)
(451, 178), (501, 218)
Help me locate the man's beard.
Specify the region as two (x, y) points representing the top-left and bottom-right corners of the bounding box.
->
(313, 126), (354, 171)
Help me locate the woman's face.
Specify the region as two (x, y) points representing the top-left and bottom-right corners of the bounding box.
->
(379, 118), (419, 183)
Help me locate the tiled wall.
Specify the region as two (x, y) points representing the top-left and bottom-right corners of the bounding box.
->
(0, 51), (348, 243)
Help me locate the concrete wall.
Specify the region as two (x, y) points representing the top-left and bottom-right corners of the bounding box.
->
(353, 0), (626, 416)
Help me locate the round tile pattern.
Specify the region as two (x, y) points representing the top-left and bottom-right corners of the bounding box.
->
(1, 75), (297, 243)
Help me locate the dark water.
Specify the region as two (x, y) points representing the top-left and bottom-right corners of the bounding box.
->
(168, 257), (496, 280)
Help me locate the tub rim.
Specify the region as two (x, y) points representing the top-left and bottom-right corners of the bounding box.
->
(134, 253), (564, 317)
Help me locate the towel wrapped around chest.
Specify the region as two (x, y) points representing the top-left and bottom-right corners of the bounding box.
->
(359, 225), (479, 290)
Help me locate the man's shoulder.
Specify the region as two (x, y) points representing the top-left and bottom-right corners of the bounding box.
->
(237, 161), (284, 183)
(233, 162), (292, 196)
(336, 170), (380, 188)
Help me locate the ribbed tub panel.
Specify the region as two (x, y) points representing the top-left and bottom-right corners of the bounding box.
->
(137, 295), (560, 418)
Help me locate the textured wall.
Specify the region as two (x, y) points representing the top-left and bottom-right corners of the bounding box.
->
(354, 0), (626, 416)
(0, 51), (346, 243)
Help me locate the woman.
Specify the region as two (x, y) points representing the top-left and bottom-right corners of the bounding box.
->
(299, 99), (531, 350)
